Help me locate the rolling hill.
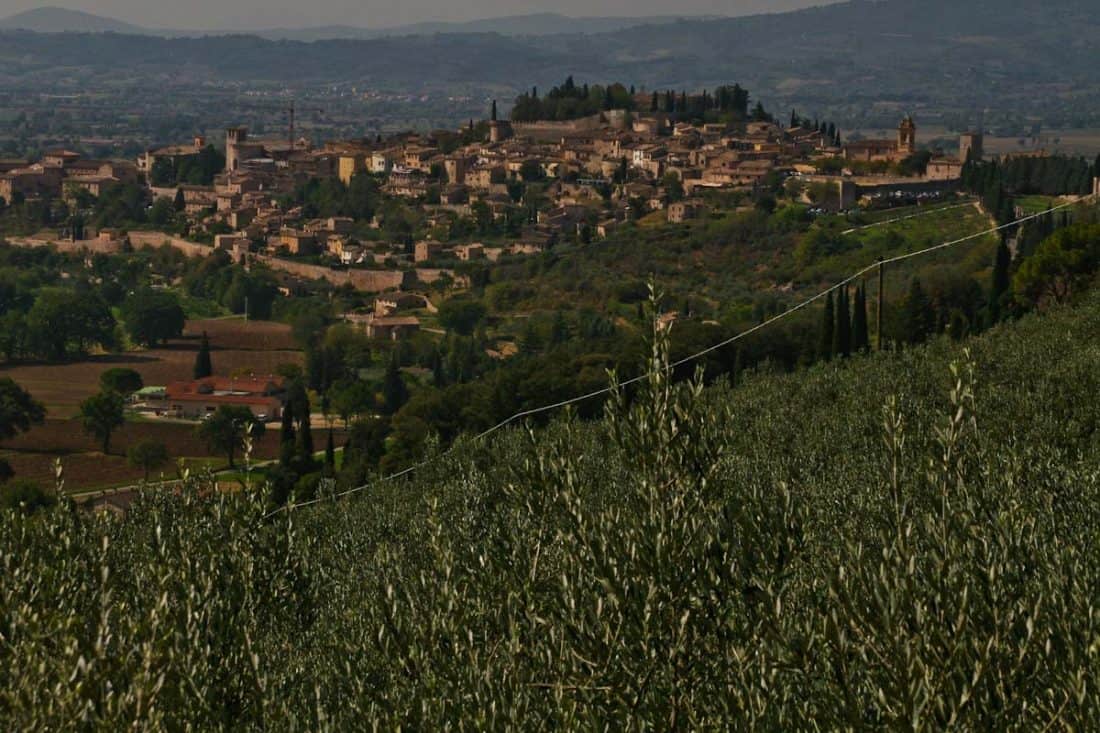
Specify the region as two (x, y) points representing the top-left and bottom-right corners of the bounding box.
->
(253, 14), (727, 41)
(0, 7), (724, 40)
(0, 6), (144, 33)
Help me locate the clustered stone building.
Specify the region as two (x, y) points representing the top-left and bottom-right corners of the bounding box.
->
(140, 107), (983, 275)
(0, 150), (138, 206)
(4, 99), (983, 313)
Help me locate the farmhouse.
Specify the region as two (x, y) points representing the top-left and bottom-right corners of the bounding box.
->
(668, 199), (709, 224)
(414, 240), (444, 263)
(279, 229), (318, 255)
(156, 376), (287, 421)
(366, 315), (421, 340)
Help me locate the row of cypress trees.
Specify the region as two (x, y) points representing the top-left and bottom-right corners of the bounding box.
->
(818, 234), (1020, 358)
(820, 283), (870, 361)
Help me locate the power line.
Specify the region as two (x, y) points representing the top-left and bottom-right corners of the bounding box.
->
(256, 194), (1093, 518)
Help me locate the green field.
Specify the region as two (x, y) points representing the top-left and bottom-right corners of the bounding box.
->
(804, 201), (1000, 293)
(1015, 194), (1061, 215)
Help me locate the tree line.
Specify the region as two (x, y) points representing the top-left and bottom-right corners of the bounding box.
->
(646, 85), (751, 122)
(962, 154), (1099, 223)
(509, 77), (636, 122)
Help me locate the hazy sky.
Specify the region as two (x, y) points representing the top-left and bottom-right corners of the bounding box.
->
(2, 0), (836, 30)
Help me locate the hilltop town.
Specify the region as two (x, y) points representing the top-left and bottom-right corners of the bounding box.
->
(0, 75), (1096, 500)
(3, 81), (985, 298)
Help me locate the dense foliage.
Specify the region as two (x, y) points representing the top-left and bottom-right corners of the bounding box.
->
(3, 287), (1100, 726)
(510, 77), (636, 122)
(962, 154), (1098, 223)
(0, 244), (279, 363)
(0, 376), (45, 481)
(120, 289), (186, 347)
(510, 78), (753, 125)
(268, 200), (1098, 487)
(149, 145), (226, 187)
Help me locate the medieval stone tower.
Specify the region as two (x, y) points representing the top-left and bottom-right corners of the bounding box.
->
(225, 126), (247, 172)
(897, 115), (917, 156)
(487, 99), (513, 143)
(959, 131), (984, 162)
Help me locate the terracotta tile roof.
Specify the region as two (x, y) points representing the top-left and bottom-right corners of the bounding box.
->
(164, 375), (285, 402)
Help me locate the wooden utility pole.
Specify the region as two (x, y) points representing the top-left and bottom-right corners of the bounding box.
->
(876, 257), (885, 351)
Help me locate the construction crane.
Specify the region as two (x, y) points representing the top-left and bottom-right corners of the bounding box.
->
(230, 97), (324, 150)
(284, 100), (325, 152)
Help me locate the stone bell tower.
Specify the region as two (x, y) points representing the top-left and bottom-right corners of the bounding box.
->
(897, 115), (916, 156)
(225, 126), (247, 172)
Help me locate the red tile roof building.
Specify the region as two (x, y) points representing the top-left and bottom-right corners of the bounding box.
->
(159, 376), (287, 420)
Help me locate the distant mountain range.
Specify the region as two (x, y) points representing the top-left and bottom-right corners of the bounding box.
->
(257, 14), (730, 41)
(0, 6), (728, 40)
(1, 0), (1098, 128)
(0, 7), (143, 34)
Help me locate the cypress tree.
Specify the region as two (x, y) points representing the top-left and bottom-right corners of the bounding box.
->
(490, 99), (497, 122)
(297, 413), (314, 464)
(820, 291), (835, 362)
(193, 332), (213, 379)
(287, 381), (313, 463)
(431, 349), (447, 387)
(989, 236), (1012, 324)
(903, 279), (934, 345)
(549, 311), (570, 345)
(731, 347), (743, 387)
(173, 187), (186, 212)
(325, 427), (335, 469)
(852, 284), (870, 353)
(279, 401), (295, 467)
(834, 286), (852, 358)
(299, 414), (313, 458)
(519, 320), (543, 354)
(382, 352), (408, 416)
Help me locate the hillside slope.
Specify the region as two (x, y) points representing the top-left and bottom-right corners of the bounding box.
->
(3, 285), (1100, 726)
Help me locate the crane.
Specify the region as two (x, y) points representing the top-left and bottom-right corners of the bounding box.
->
(230, 96), (324, 151)
(284, 100), (325, 152)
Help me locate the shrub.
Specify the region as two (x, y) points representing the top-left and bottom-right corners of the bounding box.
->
(0, 479), (55, 514)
